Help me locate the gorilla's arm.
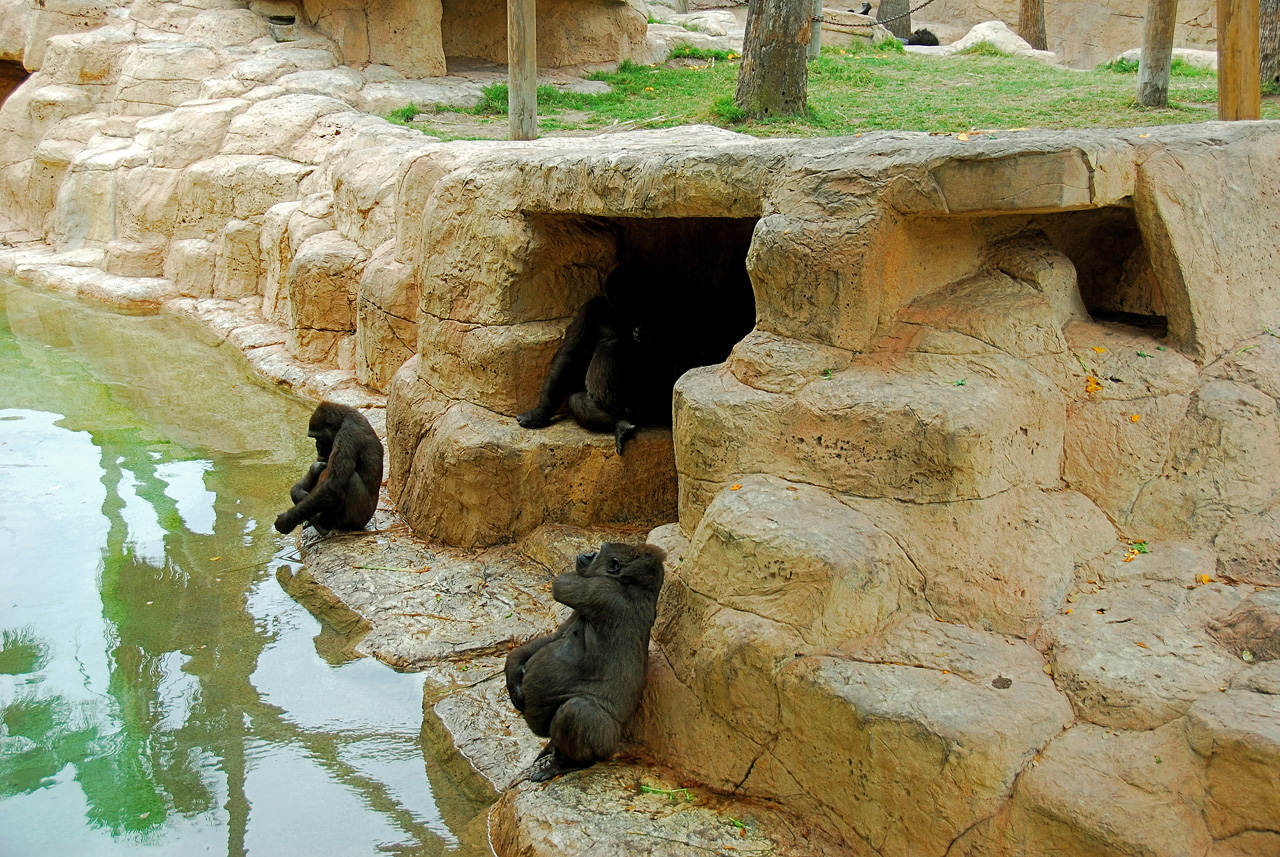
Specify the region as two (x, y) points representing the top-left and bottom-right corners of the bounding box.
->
(504, 630), (562, 711)
(274, 423), (365, 533)
(551, 573), (628, 623)
(517, 296), (614, 429)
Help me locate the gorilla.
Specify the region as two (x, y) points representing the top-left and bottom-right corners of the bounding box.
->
(905, 28), (940, 46)
(505, 542), (666, 781)
(275, 401), (384, 536)
(517, 264), (754, 453)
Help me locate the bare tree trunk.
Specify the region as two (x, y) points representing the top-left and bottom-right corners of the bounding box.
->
(877, 0), (910, 39)
(1018, 0), (1048, 50)
(1262, 0), (1280, 87)
(734, 0), (810, 118)
(1137, 0), (1179, 107)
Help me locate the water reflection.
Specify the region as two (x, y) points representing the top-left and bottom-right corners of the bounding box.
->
(0, 280), (489, 856)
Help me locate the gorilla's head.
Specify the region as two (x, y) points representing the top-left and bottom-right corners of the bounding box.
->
(575, 542), (666, 594)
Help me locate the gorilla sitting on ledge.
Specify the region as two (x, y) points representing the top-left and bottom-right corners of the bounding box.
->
(275, 401), (383, 536)
(505, 542), (666, 781)
(517, 264), (754, 453)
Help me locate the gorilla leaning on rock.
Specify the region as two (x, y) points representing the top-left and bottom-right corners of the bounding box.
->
(505, 542), (666, 781)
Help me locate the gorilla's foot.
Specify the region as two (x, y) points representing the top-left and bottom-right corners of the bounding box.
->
(516, 406), (555, 429)
(614, 419), (637, 454)
(527, 747), (592, 782)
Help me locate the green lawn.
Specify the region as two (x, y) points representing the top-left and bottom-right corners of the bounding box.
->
(392, 42), (1280, 140)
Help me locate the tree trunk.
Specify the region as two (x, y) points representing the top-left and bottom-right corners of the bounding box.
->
(734, 0), (810, 118)
(1262, 0), (1280, 87)
(876, 0), (910, 40)
(1018, 0), (1047, 50)
(1137, 0), (1178, 107)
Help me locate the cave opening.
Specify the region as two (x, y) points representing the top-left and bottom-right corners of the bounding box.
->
(1039, 206), (1169, 338)
(0, 60), (28, 108)
(571, 214), (760, 404)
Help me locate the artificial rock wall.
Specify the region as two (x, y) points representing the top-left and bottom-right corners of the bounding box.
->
(381, 122), (1280, 857)
(1, 4), (1277, 850)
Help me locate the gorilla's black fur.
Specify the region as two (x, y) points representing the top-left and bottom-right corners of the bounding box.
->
(275, 401), (383, 535)
(517, 263), (754, 453)
(505, 542), (666, 781)
(905, 28), (939, 45)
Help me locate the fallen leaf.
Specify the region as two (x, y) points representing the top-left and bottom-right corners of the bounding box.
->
(1130, 414), (1141, 422)
(1139, 133), (1150, 138)
(957, 133), (970, 141)
(1242, 650), (1255, 662)
(1092, 346), (1107, 354)
(730, 484), (742, 491)
(1135, 641), (1148, 648)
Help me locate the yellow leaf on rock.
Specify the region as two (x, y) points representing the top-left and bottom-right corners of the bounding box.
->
(730, 484), (742, 491)
(1092, 346), (1107, 354)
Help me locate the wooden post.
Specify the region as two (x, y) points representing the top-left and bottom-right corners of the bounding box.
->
(1218, 0), (1261, 119)
(508, 0), (537, 140)
(676, 0), (689, 13)
(1137, 0), (1179, 107)
(809, 0), (823, 59)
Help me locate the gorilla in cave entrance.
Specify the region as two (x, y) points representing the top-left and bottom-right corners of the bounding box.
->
(505, 542), (666, 781)
(275, 401), (383, 536)
(517, 262), (756, 453)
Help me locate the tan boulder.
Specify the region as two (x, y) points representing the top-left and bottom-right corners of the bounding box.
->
(136, 98), (249, 169)
(1129, 379), (1280, 539)
(21, 0), (111, 72)
(1036, 577), (1246, 730)
(393, 400), (676, 547)
(961, 722), (1211, 857)
(220, 93), (351, 160)
(259, 191), (332, 323)
(680, 475), (911, 647)
(212, 218), (262, 299)
(174, 154), (314, 240)
(112, 43), (223, 116)
(355, 240), (416, 391)
(850, 488), (1114, 636)
(767, 619), (1072, 857)
(182, 8), (271, 48)
(1186, 689), (1280, 839)
(164, 237), (217, 297)
(1214, 504), (1280, 586)
(103, 236), (164, 277)
(672, 351), (1064, 527)
(1133, 127), (1280, 360)
(285, 228), (368, 364)
(416, 312), (566, 418)
(440, 0), (647, 69)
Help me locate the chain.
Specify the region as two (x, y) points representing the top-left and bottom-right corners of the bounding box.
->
(816, 0), (943, 31)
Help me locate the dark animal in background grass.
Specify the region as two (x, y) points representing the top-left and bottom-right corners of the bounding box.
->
(505, 542), (666, 781)
(517, 264), (754, 453)
(858, 1), (872, 13)
(275, 401), (383, 535)
(905, 28), (939, 46)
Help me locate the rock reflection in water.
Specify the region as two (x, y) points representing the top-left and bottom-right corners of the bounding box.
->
(0, 279), (490, 856)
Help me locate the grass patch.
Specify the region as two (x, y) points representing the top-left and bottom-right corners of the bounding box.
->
(956, 41), (1011, 58)
(1099, 56), (1216, 78)
(385, 42), (1277, 140)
